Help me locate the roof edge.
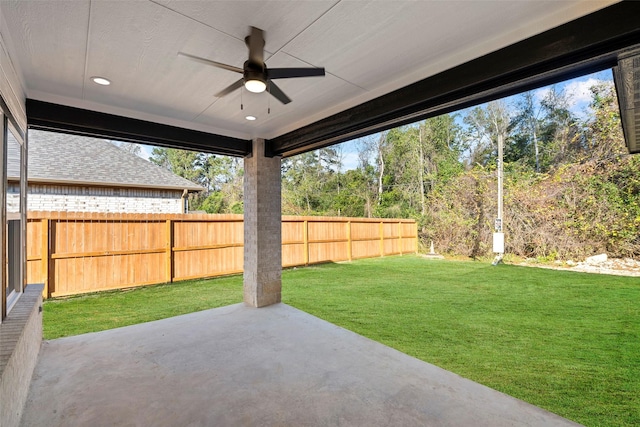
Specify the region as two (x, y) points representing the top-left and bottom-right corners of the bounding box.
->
(15, 177), (204, 192)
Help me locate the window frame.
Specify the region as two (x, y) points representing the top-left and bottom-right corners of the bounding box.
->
(0, 101), (27, 321)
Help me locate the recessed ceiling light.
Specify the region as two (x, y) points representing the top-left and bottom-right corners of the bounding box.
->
(245, 115), (257, 121)
(91, 76), (111, 86)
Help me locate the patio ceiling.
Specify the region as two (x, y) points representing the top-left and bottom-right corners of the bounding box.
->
(1, 0), (639, 157)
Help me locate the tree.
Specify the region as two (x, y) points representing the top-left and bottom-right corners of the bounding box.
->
(583, 81), (627, 161)
(352, 135), (382, 217)
(199, 156), (244, 213)
(463, 100), (511, 167)
(113, 141), (142, 157)
(281, 148), (341, 215)
(149, 147), (245, 213)
(511, 91), (543, 171)
(149, 147), (202, 183)
(361, 114), (465, 221)
(538, 85), (579, 168)
(418, 115), (464, 193)
(376, 133), (387, 206)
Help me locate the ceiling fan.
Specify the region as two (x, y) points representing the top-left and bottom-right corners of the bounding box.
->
(179, 26), (325, 105)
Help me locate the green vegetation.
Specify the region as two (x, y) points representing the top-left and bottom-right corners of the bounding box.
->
(43, 275), (241, 339)
(44, 256), (640, 426)
(145, 79), (640, 260)
(283, 257), (640, 427)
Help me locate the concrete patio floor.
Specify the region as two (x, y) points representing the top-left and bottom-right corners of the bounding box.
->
(21, 303), (580, 426)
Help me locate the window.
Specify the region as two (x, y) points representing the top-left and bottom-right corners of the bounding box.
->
(0, 103), (27, 320)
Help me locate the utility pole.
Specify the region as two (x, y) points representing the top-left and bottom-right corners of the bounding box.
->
(497, 132), (503, 230)
(492, 133), (504, 265)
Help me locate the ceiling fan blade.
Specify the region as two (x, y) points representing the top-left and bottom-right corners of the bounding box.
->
(247, 26), (264, 65)
(268, 81), (291, 105)
(215, 79), (244, 98)
(178, 52), (243, 74)
(268, 67), (326, 79)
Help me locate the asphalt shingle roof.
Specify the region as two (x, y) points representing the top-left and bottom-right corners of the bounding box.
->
(8, 130), (204, 192)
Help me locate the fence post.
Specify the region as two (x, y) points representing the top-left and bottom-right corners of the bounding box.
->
(415, 222), (419, 254)
(380, 221), (384, 257)
(303, 220), (309, 265)
(41, 218), (50, 298)
(347, 220), (352, 261)
(399, 221), (403, 255)
(166, 219), (173, 283)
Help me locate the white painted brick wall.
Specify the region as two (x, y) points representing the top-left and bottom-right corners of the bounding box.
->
(7, 184), (185, 213)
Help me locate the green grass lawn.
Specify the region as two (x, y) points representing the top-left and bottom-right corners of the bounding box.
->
(43, 256), (640, 427)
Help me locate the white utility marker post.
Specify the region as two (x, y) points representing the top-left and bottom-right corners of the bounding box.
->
(492, 133), (504, 265)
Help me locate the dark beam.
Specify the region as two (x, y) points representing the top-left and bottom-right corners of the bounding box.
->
(26, 100), (251, 157)
(269, 1), (640, 158)
(613, 54), (640, 154)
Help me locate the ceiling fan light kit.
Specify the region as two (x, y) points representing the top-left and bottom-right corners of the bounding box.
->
(180, 26), (325, 105)
(245, 80), (266, 93)
(244, 67), (267, 93)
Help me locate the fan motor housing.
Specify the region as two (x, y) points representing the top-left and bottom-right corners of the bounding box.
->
(244, 61), (266, 83)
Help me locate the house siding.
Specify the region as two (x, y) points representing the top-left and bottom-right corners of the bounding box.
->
(8, 184), (185, 214)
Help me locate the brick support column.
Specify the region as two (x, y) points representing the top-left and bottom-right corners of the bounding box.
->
(243, 138), (282, 307)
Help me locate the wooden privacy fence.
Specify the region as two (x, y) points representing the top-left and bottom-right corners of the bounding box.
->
(26, 211), (417, 298)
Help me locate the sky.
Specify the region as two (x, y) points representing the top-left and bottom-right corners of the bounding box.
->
(532, 69), (613, 119)
(136, 69), (615, 171)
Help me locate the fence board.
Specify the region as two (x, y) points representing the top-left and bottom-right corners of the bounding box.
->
(26, 212), (416, 298)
